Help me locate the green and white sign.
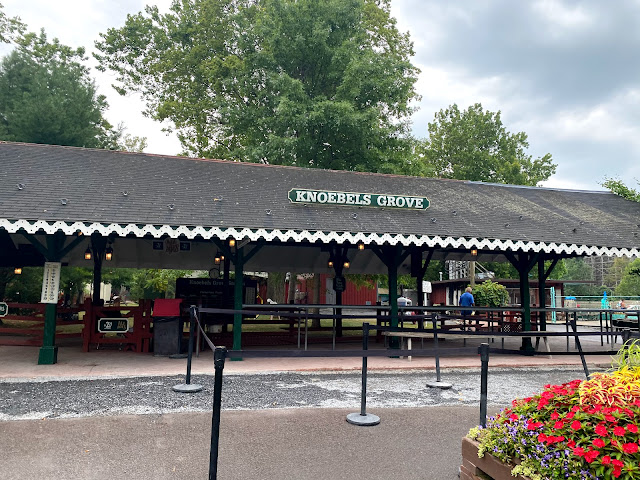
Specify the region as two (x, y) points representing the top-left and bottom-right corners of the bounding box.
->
(288, 188), (429, 210)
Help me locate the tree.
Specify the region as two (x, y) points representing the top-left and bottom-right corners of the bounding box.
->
(615, 259), (640, 297)
(418, 103), (556, 186)
(95, 0), (420, 174)
(603, 178), (640, 203)
(0, 3), (23, 44)
(0, 30), (117, 148)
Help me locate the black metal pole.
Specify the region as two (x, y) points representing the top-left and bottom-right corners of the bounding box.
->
(346, 323), (380, 425)
(185, 305), (197, 384)
(209, 346), (227, 480)
(427, 314), (452, 389)
(172, 306), (203, 393)
(360, 322), (369, 415)
(479, 343), (489, 428)
(570, 318), (590, 379)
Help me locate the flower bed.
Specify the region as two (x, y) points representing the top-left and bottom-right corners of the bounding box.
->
(466, 344), (640, 480)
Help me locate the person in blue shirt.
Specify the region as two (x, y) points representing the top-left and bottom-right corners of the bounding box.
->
(460, 287), (475, 317)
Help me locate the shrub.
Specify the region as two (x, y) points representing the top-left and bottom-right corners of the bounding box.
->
(473, 280), (509, 307)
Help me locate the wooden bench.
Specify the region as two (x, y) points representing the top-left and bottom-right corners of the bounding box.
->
(382, 330), (551, 361)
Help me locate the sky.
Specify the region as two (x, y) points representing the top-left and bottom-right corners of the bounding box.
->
(2, 0), (639, 192)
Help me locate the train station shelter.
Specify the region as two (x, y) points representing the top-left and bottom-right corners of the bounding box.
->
(1, 142), (639, 364)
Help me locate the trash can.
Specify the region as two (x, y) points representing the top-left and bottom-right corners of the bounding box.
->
(152, 299), (183, 356)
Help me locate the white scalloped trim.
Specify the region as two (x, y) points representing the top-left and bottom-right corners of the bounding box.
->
(1, 218), (637, 257)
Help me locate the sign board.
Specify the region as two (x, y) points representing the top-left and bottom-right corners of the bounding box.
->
(98, 317), (129, 333)
(0, 302), (8, 317)
(422, 281), (432, 294)
(333, 276), (346, 292)
(40, 262), (61, 304)
(288, 188), (429, 210)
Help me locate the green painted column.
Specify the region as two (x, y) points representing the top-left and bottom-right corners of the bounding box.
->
(388, 247), (399, 349)
(520, 261), (534, 353)
(38, 303), (58, 365)
(232, 247), (244, 356)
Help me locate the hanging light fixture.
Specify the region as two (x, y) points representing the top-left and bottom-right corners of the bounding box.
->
(229, 238), (236, 247)
(214, 252), (221, 265)
(84, 246), (92, 260)
(105, 245), (114, 261)
(357, 242), (365, 251)
(470, 249), (478, 256)
(328, 259), (334, 268)
(343, 260), (350, 269)
(14, 267), (22, 275)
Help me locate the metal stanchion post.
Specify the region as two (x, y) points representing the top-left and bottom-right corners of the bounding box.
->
(173, 305), (204, 393)
(427, 315), (452, 389)
(347, 323), (380, 426)
(209, 347), (227, 480)
(570, 318), (590, 379)
(479, 343), (489, 428)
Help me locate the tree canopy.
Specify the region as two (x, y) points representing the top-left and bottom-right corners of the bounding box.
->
(417, 103), (556, 186)
(0, 30), (121, 148)
(603, 178), (640, 203)
(95, 0), (420, 173)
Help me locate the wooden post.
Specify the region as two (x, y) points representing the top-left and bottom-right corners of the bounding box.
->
(232, 247), (244, 354)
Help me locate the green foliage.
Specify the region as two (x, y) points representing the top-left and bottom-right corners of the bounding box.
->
(129, 269), (193, 300)
(473, 280), (509, 307)
(603, 178), (640, 203)
(480, 261), (518, 279)
(615, 259), (640, 297)
(0, 30), (119, 148)
(60, 267), (92, 301)
(417, 103), (556, 185)
(0, 3), (24, 44)
(95, 0), (420, 174)
(3, 267), (43, 303)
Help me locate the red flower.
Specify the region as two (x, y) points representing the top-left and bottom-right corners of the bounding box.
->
(596, 424), (608, 436)
(627, 424), (639, 433)
(623, 442), (639, 454)
(593, 438), (606, 448)
(571, 420), (582, 430)
(566, 411), (575, 419)
(613, 467), (622, 478)
(551, 411), (559, 420)
(509, 414), (518, 421)
(572, 447), (585, 457)
(554, 421), (564, 429)
(585, 450), (600, 463)
(538, 433), (547, 443)
(613, 459), (624, 467)
(614, 426), (627, 436)
(541, 391), (554, 400)
(606, 415), (617, 422)
(567, 439), (576, 448)
(601, 455), (612, 465)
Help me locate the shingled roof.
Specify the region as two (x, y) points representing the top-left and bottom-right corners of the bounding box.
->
(1, 142), (639, 258)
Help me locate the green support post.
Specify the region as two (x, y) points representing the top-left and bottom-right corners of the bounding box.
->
(38, 303), (58, 364)
(388, 247), (400, 349)
(232, 247), (244, 358)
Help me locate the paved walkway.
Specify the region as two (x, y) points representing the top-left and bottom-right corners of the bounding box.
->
(0, 335), (618, 480)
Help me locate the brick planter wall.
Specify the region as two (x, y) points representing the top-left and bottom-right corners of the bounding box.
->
(460, 437), (530, 480)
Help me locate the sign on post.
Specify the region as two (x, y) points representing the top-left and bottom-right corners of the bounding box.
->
(40, 262), (61, 304)
(333, 276), (346, 293)
(98, 318), (129, 333)
(0, 302), (8, 317)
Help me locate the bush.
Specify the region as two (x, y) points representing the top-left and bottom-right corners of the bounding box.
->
(473, 280), (509, 307)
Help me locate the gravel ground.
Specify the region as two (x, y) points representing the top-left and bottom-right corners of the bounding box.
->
(0, 365), (603, 421)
